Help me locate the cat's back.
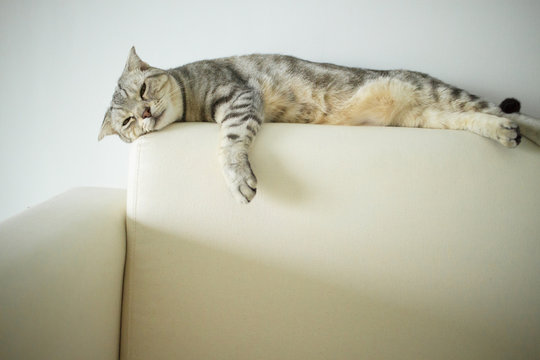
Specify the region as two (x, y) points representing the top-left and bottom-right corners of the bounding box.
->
(178, 54), (372, 87)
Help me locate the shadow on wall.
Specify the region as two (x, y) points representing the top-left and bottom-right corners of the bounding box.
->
(120, 223), (533, 360)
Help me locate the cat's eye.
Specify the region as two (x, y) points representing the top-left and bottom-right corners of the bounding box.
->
(140, 82), (146, 99)
(122, 117), (133, 127)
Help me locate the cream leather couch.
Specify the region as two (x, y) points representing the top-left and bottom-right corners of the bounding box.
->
(1, 123), (540, 360)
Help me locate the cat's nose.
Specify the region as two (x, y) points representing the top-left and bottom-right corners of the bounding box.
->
(142, 107), (152, 119)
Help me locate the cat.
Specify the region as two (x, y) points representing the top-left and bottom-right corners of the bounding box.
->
(99, 47), (540, 204)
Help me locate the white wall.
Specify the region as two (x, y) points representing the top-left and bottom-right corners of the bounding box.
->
(1, 0), (539, 221)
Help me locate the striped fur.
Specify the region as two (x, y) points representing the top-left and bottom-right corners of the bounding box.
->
(99, 47), (540, 203)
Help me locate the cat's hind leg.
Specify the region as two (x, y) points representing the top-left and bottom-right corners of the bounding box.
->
(492, 112), (540, 146)
(470, 104), (540, 146)
(419, 109), (521, 148)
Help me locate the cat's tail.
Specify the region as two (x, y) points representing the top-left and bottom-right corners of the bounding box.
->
(499, 98), (521, 114)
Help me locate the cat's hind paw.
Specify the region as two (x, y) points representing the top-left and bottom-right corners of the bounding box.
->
(495, 121), (521, 148)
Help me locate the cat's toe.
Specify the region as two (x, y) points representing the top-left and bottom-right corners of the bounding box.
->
(237, 183), (257, 203)
(497, 121), (521, 148)
(223, 162), (258, 204)
(233, 177), (257, 203)
(141, 118), (155, 133)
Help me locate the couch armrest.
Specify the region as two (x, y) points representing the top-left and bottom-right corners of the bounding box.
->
(0, 187), (126, 360)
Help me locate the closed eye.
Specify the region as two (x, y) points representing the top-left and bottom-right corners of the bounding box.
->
(140, 82), (147, 100)
(122, 116), (134, 127)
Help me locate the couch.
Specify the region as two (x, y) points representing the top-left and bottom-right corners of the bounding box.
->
(1, 122), (540, 359)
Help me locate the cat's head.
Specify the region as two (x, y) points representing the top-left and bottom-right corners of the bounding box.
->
(98, 47), (183, 143)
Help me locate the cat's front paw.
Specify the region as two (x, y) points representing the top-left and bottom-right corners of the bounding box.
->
(141, 117), (156, 133)
(223, 162), (257, 204)
(495, 120), (521, 148)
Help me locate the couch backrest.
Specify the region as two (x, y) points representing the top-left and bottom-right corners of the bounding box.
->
(121, 123), (540, 359)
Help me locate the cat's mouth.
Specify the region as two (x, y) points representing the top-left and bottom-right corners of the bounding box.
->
(144, 107), (164, 122)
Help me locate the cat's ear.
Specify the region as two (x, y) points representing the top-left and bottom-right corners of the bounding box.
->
(98, 108), (115, 141)
(124, 46), (149, 73)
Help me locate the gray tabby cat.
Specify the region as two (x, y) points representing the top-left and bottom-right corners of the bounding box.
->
(99, 47), (540, 203)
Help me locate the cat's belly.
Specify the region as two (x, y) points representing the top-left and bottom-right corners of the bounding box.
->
(261, 85), (327, 124)
(261, 78), (422, 126)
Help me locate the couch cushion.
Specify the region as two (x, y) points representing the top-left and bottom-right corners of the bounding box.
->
(0, 187), (126, 360)
(122, 122), (540, 359)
